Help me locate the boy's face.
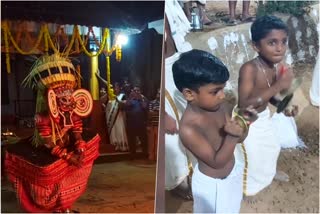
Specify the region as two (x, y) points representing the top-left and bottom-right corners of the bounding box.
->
(185, 83), (226, 112)
(254, 29), (288, 64)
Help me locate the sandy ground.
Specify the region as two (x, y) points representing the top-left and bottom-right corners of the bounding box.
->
(1, 160), (156, 213)
(199, 0), (258, 31)
(165, 64), (319, 213)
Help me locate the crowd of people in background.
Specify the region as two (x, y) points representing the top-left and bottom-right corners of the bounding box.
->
(100, 79), (160, 161)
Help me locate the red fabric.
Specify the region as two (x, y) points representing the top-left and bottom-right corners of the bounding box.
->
(35, 114), (52, 137)
(71, 114), (83, 133)
(5, 135), (100, 213)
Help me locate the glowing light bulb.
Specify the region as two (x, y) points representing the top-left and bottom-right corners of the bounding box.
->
(116, 34), (128, 46)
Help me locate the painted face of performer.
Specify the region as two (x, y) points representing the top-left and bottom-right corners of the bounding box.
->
(57, 89), (76, 112)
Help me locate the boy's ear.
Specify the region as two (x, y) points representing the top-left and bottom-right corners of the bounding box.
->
(251, 41), (260, 53)
(182, 88), (195, 101)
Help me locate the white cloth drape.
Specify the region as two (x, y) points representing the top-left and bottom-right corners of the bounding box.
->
(165, 0), (196, 190)
(165, 0), (192, 53)
(165, 53), (197, 190)
(271, 112), (305, 149)
(235, 108), (280, 196)
(107, 93), (129, 151)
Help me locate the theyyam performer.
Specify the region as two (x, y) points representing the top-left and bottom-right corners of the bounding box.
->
(5, 53), (100, 213)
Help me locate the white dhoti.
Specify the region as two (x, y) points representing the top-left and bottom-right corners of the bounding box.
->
(165, 0), (196, 190)
(192, 162), (243, 213)
(107, 93), (129, 152)
(271, 112), (305, 149)
(235, 108), (280, 196)
(165, 53), (197, 190)
(109, 110), (128, 151)
(165, 0), (193, 53)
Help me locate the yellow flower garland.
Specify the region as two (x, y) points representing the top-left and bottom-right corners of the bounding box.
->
(44, 26), (59, 53)
(2, 20), (121, 103)
(4, 21), (44, 55)
(76, 26), (109, 57)
(63, 25), (77, 56)
(3, 21), (11, 73)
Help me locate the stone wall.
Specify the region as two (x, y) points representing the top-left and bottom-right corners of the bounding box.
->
(186, 4), (319, 93)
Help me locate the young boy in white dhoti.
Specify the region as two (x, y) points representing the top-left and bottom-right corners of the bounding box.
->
(236, 15), (298, 198)
(174, 49), (257, 213)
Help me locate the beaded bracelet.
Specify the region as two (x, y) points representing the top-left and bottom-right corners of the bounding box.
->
(51, 146), (68, 159)
(65, 153), (73, 161)
(75, 140), (86, 153)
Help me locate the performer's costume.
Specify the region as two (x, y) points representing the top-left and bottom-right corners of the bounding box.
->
(235, 108), (280, 196)
(192, 162), (243, 213)
(106, 93), (129, 151)
(5, 54), (100, 212)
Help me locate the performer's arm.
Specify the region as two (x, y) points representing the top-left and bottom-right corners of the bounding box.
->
(35, 114), (55, 148)
(71, 115), (86, 155)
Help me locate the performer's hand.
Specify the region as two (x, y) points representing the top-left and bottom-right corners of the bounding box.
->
(68, 153), (84, 167)
(224, 113), (244, 140)
(238, 105), (258, 124)
(165, 112), (178, 135)
(277, 64), (294, 91)
(284, 105), (299, 117)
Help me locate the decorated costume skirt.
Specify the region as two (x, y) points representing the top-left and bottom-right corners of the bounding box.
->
(5, 134), (100, 212)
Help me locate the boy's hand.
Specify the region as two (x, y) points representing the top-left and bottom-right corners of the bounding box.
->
(277, 65), (294, 91)
(237, 105), (258, 124)
(284, 105), (299, 117)
(165, 112), (178, 135)
(224, 113), (244, 139)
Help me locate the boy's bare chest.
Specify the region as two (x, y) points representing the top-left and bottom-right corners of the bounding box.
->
(255, 69), (276, 89)
(200, 115), (225, 150)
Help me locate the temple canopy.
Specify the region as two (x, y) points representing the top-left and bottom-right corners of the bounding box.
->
(1, 1), (164, 31)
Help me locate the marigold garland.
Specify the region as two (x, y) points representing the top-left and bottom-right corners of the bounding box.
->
(3, 21), (11, 73)
(5, 21), (45, 55)
(2, 20), (121, 102)
(63, 26), (77, 56)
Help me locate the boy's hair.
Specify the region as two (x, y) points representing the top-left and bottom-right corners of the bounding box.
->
(172, 49), (229, 92)
(251, 15), (288, 43)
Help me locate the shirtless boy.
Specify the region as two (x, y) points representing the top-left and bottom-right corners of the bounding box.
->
(173, 49), (256, 213)
(236, 15), (296, 198)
